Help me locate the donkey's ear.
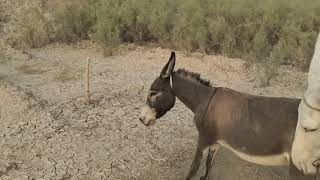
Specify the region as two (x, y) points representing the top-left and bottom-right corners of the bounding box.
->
(160, 51), (176, 78)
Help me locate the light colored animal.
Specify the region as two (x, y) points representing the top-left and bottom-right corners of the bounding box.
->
(292, 32), (320, 175)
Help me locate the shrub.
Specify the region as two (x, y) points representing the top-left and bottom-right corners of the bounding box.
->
(54, 1), (96, 43)
(259, 42), (286, 86)
(13, 0), (320, 81)
(15, 7), (53, 48)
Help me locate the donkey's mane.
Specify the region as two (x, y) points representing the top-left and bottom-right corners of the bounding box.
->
(175, 68), (211, 87)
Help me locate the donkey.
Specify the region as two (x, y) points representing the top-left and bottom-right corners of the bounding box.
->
(292, 33), (320, 175)
(139, 52), (316, 180)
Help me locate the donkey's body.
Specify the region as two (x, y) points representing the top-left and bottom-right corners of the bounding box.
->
(140, 52), (314, 180)
(201, 87), (299, 165)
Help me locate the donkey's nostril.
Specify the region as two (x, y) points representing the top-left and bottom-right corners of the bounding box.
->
(139, 117), (143, 122)
(313, 159), (320, 167)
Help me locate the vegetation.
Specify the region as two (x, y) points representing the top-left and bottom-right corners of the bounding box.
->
(15, 0), (320, 83)
(16, 7), (53, 48)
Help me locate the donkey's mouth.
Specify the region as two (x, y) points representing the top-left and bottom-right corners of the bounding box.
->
(139, 117), (156, 126)
(313, 159), (320, 179)
(147, 119), (156, 126)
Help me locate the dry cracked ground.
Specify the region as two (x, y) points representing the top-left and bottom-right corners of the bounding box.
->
(0, 43), (308, 180)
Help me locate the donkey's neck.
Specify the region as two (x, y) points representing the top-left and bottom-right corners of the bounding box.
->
(172, 73), (214, 113)
(308, 33), (320, 89)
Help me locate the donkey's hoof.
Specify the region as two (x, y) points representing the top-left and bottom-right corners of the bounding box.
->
(200, 176), (207, 180)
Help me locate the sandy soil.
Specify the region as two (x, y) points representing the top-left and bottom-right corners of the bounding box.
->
(0, 42), (308, 180)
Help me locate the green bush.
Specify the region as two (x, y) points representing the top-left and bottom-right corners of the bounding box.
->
(54, 1), (96, 42)
(16, 7), (53, 48)
(14, 0), (320, 77)
(89, 0), (319, 68)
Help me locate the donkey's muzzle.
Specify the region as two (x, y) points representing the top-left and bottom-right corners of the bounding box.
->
(140, 105), (156, 126)
(139, 117), (148, 126)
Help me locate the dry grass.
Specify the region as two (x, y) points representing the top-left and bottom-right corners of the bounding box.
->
(14, 7), (53, 48)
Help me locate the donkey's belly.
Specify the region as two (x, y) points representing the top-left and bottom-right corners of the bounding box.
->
(217, 140), (290, 166)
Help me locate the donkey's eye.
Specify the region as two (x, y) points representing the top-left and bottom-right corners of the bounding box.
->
(303, 127), (317, 133)
(150, 91), (158, 97)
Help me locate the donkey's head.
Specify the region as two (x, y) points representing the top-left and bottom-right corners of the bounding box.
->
(292, 90), (320, 175)
(139, 52), (176, 126)
(291, 33), (320, 175)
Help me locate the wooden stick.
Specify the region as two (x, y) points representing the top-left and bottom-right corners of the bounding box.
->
(86, 57), (91, 102)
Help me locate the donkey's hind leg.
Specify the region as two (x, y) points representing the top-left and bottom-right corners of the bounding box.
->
(185, 139), (206, 180)
(200, 144), (220, 180)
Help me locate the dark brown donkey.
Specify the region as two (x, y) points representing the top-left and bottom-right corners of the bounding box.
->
(139, 52), (316, 180)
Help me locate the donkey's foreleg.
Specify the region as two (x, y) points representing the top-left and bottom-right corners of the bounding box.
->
(200, 144), (220, 180)
(185, 140), (206, 180)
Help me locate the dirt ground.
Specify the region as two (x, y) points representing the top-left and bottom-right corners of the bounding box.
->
(0, 42), (309, 180)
